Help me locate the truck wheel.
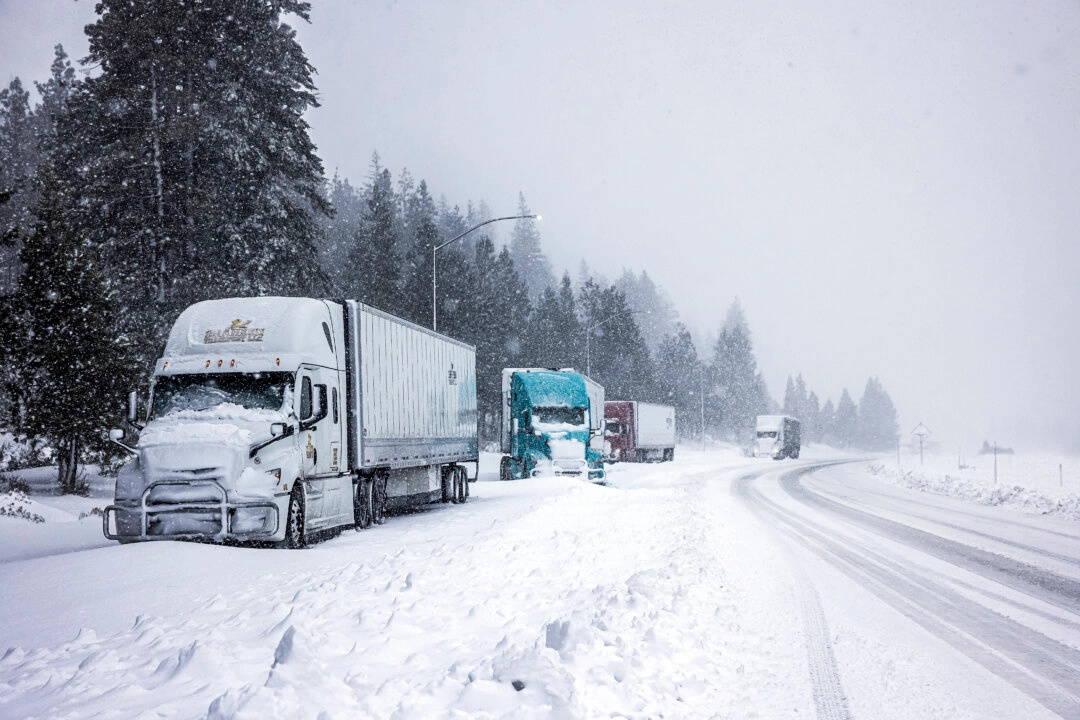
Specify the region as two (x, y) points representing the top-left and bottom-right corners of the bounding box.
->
(441, 466), (453, 501)
(499, 456), (511, 482)
(455, 466), (467, 504)
(373, 472), (388, 524)
(792, 449), (800, 459)
(285, 484), (307, 548)
(355, 478), (373, 529)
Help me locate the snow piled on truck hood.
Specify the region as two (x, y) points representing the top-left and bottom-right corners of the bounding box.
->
(139, 404), (289, 449)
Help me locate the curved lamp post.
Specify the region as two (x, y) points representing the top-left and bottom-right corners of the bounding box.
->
(585, 309), (649, 378)
(433, 213), (539, 332)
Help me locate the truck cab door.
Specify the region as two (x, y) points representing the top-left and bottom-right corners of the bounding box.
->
(299, 366), (348, 526)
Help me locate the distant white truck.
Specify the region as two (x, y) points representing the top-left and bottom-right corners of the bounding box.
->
(105, 297), (477, 547)
(753, 415), (801, 459)
(604, 401), (676, 462)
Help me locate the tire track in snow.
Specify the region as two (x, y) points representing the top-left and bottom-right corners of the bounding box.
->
(782, 472), (1080, 617)
(752, 464), (1080, 718)
(734, 464), (854, 720)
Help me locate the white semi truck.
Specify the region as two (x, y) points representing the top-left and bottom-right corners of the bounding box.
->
(104, 297), (478, 547)
(753, 415), (801, 459)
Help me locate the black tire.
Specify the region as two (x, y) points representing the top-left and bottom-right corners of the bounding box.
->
(355, 478), (373, 530)
(499, 456), (511, 482)
(285, 484), (307, 548)
(455, 466), (467, 504)
(442, 466), (453, 501)
(373, 471), (388, 524)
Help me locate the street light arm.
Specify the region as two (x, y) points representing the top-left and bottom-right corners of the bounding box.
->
(434, 214), (538, 252)
(432, 212), (539, 331)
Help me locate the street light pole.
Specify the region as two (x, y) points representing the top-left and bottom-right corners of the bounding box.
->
(585, 309), (649, 377)
(432, 213), (538, 332)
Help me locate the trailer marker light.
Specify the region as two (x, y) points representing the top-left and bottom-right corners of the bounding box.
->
(230, 359), (235, 367)
(218, 359), (223, 367)
(163, 361), (168, 369)
(276, 357), (280, 366)
(206, 360), (211, 368)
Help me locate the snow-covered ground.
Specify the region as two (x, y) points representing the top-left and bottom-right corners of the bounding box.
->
(1, 445), (1077, 719)
(867, 450), (1080, 521)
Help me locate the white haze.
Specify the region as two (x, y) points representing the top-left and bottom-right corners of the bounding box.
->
(2, 0), (1078, 452)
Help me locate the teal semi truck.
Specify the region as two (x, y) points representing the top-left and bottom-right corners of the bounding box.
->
(498, 368), (606, 482)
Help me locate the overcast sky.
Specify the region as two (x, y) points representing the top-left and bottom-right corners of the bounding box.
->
(2, 0), (1078, 452)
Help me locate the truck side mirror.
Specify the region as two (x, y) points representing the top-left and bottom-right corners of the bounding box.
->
(271, 422), (288, 437)
(512, 418), (518, 434)
(109, 426), (136, 455)
(127, 389), (138, 424)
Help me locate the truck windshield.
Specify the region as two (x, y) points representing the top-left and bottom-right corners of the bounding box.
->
(757, 431), (778, 438)
(151, 372), (294, 418)
(533, 406), (586, 426)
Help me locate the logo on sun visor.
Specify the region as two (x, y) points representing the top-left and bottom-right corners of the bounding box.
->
(204, 319), (265, 344)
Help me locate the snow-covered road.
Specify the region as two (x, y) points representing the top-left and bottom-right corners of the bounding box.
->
(2, 450), (1078, 719)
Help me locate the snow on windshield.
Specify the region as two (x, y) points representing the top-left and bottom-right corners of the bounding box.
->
(151, 372), (293, 419)
(533, 406), (586, 429)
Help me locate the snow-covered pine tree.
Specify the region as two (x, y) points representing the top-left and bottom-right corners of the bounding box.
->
(857, 377), (900, 451)
(508, 192), (554, 300)
(469, 238), (531, 441)
(6, 167), (134, 493)
(347, 164), (400, 312)
(834, 389), (859, 448)
(710, 301), (769, 442)
(319, 172), (363, 294)
(74, 0), (329, 372)
(579, 278), (653, 401)
(0, 77), (38, 294)
(613, 269), (678, 355)
(819, 397), (836, 445)
(805, 390), (821, 444)
(524, 272), (582, 370)
(655, 323), (701, 441)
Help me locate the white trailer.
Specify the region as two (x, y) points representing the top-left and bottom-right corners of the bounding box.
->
(105, 297), (477, 547)
(604, 401), (676, 462)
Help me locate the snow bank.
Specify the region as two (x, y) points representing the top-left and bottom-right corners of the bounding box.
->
(866, 462), (1080, 521)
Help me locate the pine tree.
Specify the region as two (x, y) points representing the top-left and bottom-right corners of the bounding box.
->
(805, 390), (821, 444)
(709, 301), (769, 441)
(524, 272), (582, 369)
(0, 77), (38, 294)
(347, 164), (400, 312)
(468, 238), (531, 441)
(857, 377), (900, 450)
(5, 167), (134, 492)
(73, 0), (330, 373)
(655, 323), (702, 440)
(508, 192), (554, 299)
(819, 398), (836, 445)
(613, 269), (678, 354)
(579, 278), (653, 400)
(320, 172), (363, 294)
(834, 389), (859, 448)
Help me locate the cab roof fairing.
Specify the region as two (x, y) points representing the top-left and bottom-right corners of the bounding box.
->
(161, 297), (340, 369)
(512, 370), (589, 408)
